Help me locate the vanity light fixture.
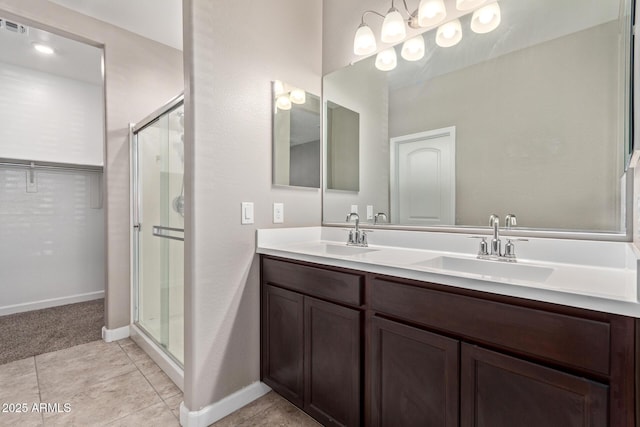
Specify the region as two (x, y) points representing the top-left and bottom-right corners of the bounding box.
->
(32, 42), (54, 55)
(418, 0), (447, 27)
(353, 0), (443, 57)
(273, 80), (306, 112)
(401, 35), (425, 61)
(289, 88), (306, 105)
(456, 0), (487, 11)
(381, 6), (407, 43)
(375, 47), (398, 71)
(436, 19), (462, 47)
(470, 2), (501, 34)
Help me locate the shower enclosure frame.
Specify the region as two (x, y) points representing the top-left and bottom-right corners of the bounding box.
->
(129, 93), (185, 390)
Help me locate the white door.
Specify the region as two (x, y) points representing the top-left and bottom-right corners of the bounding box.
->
(390, 127), (455, 225)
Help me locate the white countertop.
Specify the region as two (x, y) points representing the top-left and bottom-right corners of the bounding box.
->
(256, 227), (640, 318)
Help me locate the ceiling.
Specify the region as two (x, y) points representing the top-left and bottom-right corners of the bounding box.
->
(47, 0), (183, 51)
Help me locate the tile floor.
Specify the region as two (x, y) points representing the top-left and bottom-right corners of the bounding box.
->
(0, 338), (321, 426)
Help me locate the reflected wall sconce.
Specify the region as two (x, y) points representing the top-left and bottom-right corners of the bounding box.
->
(354, 0), (502, 71)
(273, 81), (306, 112)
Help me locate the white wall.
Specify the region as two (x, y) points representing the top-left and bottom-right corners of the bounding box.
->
(0, 168), (104, 315)
(0, 0), (184, 330)
(0, 60), (103, 165)
(184, 0), (322, 412)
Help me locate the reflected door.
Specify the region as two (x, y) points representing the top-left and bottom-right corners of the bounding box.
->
(390, 127), (456, 225)
(132, 99), (184, 365)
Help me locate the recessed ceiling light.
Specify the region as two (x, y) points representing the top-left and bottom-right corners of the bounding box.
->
(32, 43), (54, 55)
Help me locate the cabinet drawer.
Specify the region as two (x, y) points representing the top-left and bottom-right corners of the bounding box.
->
(263, 257), (363, 306)
(370, 278), (610, 375)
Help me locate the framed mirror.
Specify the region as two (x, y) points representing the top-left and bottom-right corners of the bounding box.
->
(323, 0), (633, 235)
(272, 81), (321, 188)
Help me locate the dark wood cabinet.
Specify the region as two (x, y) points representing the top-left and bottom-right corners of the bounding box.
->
(261, 257), (363, 426)
(370, 316), (459, 427)
(305, 297), (361, 427)
(261, 284), (304, 406)
(260, 255), (636, 427)
(461, 344), (608, 427)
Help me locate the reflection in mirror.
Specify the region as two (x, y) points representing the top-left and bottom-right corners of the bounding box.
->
(326, 101), (359, 191)
(272, 81), (321, 188)
(323, 0), (633, 234)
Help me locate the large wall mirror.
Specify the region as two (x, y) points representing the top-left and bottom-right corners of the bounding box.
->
(273, 81), (321, 189)
(323, 0), (634, 235)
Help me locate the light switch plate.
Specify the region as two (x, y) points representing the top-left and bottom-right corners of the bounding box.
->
(351, 205), (358, 214)
(241, 202), (254, 224)
(273, 202), (284, 224)
(367, 205), (373, 220)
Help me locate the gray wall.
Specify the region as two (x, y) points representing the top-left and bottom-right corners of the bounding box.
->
(184, 0), (322, 411)
(0, 0), (184, 329)
(390, 22), (622, 230)
(290, 141), (320, 188)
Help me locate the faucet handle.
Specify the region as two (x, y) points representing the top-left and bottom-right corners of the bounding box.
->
(505, 214), (517, 229)
(469, 236), (489, 256)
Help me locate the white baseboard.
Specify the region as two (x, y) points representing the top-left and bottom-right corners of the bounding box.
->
(102, 325), (130, 342)
(179, 382), (271, 427)
(0, 291), (104, 316)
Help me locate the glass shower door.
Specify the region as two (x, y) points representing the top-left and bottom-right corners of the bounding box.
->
(132, 98), (184, 366)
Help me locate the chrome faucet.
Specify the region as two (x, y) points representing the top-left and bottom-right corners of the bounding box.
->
(374, 212), (388, 225)
(489, 214), (500, 256)
(346, 212), (368, 246)
(474, 214), (524, 262)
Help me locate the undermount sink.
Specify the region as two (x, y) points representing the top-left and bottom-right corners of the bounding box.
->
(297, 242), (379, 256)
(414, 256), (554, 283)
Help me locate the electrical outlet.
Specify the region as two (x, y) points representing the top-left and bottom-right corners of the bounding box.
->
(273, 202), (284, 224)
(367, 205), (373, 220)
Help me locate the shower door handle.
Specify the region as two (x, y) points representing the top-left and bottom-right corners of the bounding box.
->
(152, 225), (184, 241)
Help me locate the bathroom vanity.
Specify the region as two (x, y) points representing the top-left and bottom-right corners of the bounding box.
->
(258, 227), (640, 427)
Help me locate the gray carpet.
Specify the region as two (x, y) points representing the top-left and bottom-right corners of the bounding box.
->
(0, 299), (104, 365)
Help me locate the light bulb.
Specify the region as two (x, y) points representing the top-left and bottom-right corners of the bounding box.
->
(418, 0), (447, 28)
(353, 23), (377, 55)
(273, 80), (285, 96)
(290, 89), (306, 104)
(381, 8), (406, 43)
(276, 95), (292, 111)
(32, 43), (54, 55)
(456, 0), (487, 11)
(436, 19), (462, 47)
(401, 35), (425, 61)
(375, 48), (397, 71)
(471, 2), (501, 34)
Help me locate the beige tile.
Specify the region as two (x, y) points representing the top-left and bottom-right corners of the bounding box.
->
(132, 354), (162, 377)
(119, 341), (149, 363)
(145, 370), (181, 400)
(162, 393), (183, 419)
(0, 408), (43, 427)
(116, 338), (136, 348)
(42, 370), (162, 426)
(36, 340), (136, 401)
(211, 392), (291, 427)
(0, 357), (39, 402)
(106, 402), (179, 427)
(236, 400), (322, 427)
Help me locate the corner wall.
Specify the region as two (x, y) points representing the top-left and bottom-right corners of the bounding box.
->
(0, 0), (184, 330)
(183, 0), (322, 411)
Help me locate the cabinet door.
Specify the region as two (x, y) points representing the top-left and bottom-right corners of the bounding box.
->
(304, 297), (361, 427)
(461, 344), (608, 427)
(262, 285), (304, 406)
(370, 316), (459, 427)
